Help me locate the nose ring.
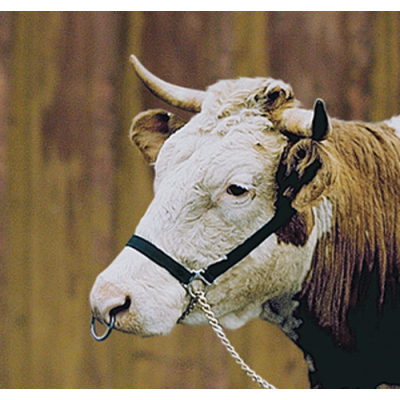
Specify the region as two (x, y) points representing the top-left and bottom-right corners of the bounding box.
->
(90, 314), (115, 341)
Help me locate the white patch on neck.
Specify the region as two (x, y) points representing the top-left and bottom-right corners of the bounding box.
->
(312, 196), (334, 239)
(385, 115), (400, 138)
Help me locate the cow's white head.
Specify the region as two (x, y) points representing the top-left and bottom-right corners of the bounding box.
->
(90, 56), (332, 338)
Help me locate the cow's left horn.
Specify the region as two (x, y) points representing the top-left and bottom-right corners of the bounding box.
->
(130, 55), (206, 113)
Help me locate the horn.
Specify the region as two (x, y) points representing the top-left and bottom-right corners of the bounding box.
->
(279, 99), (330, 141)
(279, 107), (313, 138)
(130, 55), (206, 113)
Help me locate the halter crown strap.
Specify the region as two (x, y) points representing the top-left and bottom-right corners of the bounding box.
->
(200, 205), (295, 283)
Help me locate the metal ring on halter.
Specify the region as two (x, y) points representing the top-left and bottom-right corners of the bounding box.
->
(90, 314), (115, 341)
(184, 270), (212, 298)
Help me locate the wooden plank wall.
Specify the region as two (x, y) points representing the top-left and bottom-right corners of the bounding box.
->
(1, 11), (399, 389)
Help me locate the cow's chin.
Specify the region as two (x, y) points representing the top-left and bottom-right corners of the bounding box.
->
(112, 299), (261, 337)
(112, 310), (180, 338)
(113, 324), (170, 338)
(179, 301), (262, 331)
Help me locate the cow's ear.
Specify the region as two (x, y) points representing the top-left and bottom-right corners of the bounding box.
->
(276, 138), (335, 209)
(130, 109), (186, 164)
(263, 81), (295, 113)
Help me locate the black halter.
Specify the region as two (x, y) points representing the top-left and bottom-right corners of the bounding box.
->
(125, 140), (323, 295)
(91, 99), (329, 340)
(91, 141), (322, 340)
(126, 200), (296, 293)
(125, 100), (327, 294)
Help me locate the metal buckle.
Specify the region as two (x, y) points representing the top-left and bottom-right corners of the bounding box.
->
(184, 269), (213, 298)
(178, 270), (213, 323)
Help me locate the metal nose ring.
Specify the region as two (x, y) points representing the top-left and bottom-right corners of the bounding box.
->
(91, 314), (115, 341)
(90, 297), (131, 341)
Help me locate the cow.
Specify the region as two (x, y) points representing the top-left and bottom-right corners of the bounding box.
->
(90, 55), (400, 389)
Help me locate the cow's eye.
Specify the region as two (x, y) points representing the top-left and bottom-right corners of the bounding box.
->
(227, 184), (248, 197)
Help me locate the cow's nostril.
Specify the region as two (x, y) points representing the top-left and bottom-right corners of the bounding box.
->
(109, 296), (131, 318)
(91, 297), (131, 342)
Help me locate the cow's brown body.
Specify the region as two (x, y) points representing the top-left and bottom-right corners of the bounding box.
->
(277, 119), (400, 387)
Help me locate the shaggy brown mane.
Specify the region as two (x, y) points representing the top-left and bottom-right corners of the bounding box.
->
(299, 119), (400, 348)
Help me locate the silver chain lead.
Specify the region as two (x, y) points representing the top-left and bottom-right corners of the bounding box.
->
(194, 290), (276, 389)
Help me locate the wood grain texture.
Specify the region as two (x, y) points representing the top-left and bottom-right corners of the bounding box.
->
(1, 11), (399, 389)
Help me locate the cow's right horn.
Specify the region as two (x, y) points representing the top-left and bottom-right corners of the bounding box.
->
(130, 55), (206, 113)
